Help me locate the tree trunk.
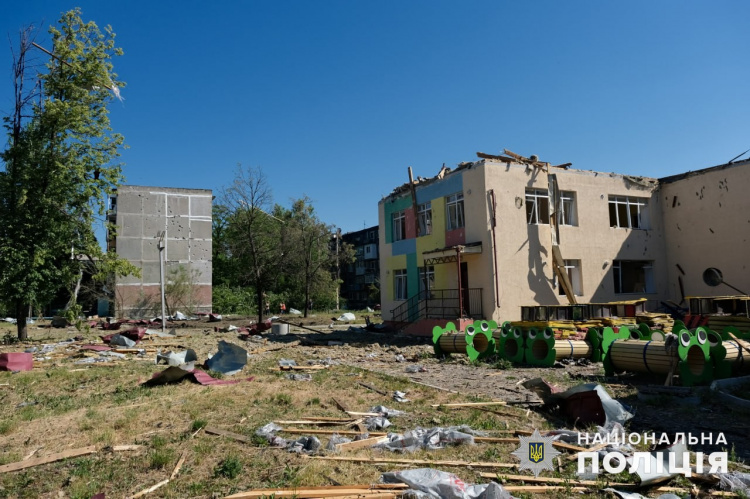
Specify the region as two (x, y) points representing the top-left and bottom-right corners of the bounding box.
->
(257, 288), (264, 323)
(15, 300), (27, 341)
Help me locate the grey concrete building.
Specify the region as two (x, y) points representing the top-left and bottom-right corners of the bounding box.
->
(107, 185), (213, 317)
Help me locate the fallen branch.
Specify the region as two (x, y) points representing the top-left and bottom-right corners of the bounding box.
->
(0, 446), (97, 474)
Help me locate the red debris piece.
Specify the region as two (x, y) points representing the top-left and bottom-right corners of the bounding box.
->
(143, 366), (254, 386)
(0, 353), (33, 372)
(101, 327), (146, 344)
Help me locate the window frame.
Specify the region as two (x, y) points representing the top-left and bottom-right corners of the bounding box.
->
(394, 269), (408, 300)
(392, 210), (406, 241)
(609, 196), (649, 229)
(418, 202), (432, 236)
(525, 188), (550, 225)
(557, 259), (583, 296)
(445, 192), (465, 231)
(613, 260), (655, 294)
(418, 265), (435, 294)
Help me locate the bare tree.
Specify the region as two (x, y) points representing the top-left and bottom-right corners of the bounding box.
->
(218, 165), (283, 322)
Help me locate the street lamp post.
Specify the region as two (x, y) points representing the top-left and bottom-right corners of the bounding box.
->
(335, 228), (341, 311)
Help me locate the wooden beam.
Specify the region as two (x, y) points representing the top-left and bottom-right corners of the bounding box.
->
(480, 472), (635, 488)
(0, 446), (97, 474)
(205, 427), (254, 444)
(128, 479), (170, 498)
(224, 484), (406, 499)
(307, 455), (517, 469)
(358, 382), (387, 396)
(336, 436), (390, 452)
(431, 401), (506, 408)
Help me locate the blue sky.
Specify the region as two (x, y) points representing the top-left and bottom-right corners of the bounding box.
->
(1, 1), (749, 234)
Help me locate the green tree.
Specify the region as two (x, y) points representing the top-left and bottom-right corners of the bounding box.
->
(278, 198), (354, 317)
(219, 165), (283, 321)
(0, 9), (136, 339)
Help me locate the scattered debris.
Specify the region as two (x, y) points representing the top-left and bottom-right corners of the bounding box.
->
(393, 391), (410, 403)
(381, 468), (513, 498)
(205, 340), (247, 375)
(375, 426), (478, 453)
(337, 313), (356, 322)
(0, 446), (97, 474)
(143, 366), (252, 386)
(0, 353), (33, 372)
(405, 365), (427, 373)
(287, 373), (312, 381)
(156, 349), (198, 367)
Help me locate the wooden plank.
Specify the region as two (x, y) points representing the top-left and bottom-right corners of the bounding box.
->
(431, 402), (506, 408)
(224, 484), (406, 499)
(0, 446), (97, 474)
(308, 455), (517, 469)
(170, 452), (186, 480)
(332, 398), (349, 413)
(128, 479), (170, 498)
(282, 428), (382, 437)
(336, 436), (389, 452)
(358, 382), (387, 396)
(479, 473), (635, 487)
(111, 445), (144, 452)
(503, 486), (589, 493)
(204, 427), (254, 444)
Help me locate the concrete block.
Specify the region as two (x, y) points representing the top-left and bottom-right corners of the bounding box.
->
(142, 192), (166, 216)
(191, 239), (212, 261)
(168, 239), (189, 261)
(190, 195), (212, 218)
(191, 261), (212, 284)
(141, 261), (161, 285)
(191, 219), (212, 239)
(143, 216), (166, 239)
(119, 214), (143, 238)
(167, 216), (190, 239)
(168, 195), (189, 216)
(117, 238), (143, 261)
(142, 238), (160, 262)
(117, 193), (142, 214)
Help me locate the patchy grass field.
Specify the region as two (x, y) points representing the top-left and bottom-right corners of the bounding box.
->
(0, 319), (744, 498)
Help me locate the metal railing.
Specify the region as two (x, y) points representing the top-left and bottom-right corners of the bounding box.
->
(390, 288), (483, 324)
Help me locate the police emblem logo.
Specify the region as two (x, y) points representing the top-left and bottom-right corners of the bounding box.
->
(529, 442), (544, 463)
(512, 429), (561, 477)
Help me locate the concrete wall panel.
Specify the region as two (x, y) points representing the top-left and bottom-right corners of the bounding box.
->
(120, 214), (143, 238)
(168, 239), (190, 261)
(191, 240), (212, 261)
(168, 196), (189, 217)
(142, 193), (165, 216)
(191, 220), (212, 239)
(167, 216), (190, 239)
(191, 196), (213, 218)
(117, 238), (142, 261)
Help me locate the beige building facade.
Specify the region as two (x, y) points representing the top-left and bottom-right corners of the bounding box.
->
(378, 153), (749, 328)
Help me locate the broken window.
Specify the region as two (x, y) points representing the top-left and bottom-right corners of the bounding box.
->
(446, 193), (464, 231)
(418, 265), (435, 295)
(613, 260), (654, 294)
(557, 259), (583, 296)
(525, 189), (549, 224)
(394, 269), (408, 300)
(609, 196), (649, 229)
(559, 191), (577, 226)
(392, 210), (406, 241)
(418, 202), (432, 236)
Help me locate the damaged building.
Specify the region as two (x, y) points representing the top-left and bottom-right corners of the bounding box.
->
(378, 151), (750, 334)
(107, 185), (213, 318)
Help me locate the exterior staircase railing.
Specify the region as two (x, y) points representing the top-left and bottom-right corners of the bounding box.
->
(390, 288), (483, 326)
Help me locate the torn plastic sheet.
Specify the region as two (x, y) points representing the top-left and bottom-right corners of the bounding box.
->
(381, 468), (513, 499)
(287, 373), (312, 381)
(337, 313), (356, 321)
(289, 308), (302, 315)
(718, 471), (750, 494)
(365, 416), (391, 430)
(326, 433), (352, 451)
(287, 436), (321, 454)
(145, 328), (177, 338)
(522, 379), (633, 426)
(370, 406), (405, 418)
(108, 334), (136, 347)
(143, 366), (253, 386)
(101, 327), (145, 345)
(278, 359), (297, 367)
(376, 426), (476, 453)
(255, 423), (288, 447)
(156, 349), (198, 367)
(205, 340), (247, 375)
(405, 365), (427, 373)
(395, 354), (406, 362)
(0, 353), (33, 372)
(625, 436), (688, 486)
(394, 390), (410, 403)
(307, 358), (339, 366)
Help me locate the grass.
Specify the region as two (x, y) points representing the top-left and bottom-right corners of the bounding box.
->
(0, 320), (721, 499)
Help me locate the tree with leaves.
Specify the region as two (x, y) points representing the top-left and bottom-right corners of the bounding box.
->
(0, 9), (136, 339)
(278, 197), (354, 318)
(218, 165), (284, 322)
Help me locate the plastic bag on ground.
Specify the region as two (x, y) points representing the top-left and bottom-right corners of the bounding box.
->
(287, 373), (312, 381)
(156, 349), (197, 367)
(287, 436), (321, 454)
(365, 416), (391, 430)
(376, 426), (475, 453)
(289, 308), (302, 315)
(337, 313), (356, 321)
(370, 405), (405, 418)
(279, 358), (297, 367)
(326, 433), (352, 451)
(718, 471), (750, 494)
(381, 468), (514, 499)
(109, 334), (136, 347)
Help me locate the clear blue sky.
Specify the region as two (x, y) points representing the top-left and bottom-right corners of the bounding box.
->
(2, 1), (749, 234)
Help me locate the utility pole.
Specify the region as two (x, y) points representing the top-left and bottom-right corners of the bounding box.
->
(335, 228), (341, 311)
(158, 230), (166, 332)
